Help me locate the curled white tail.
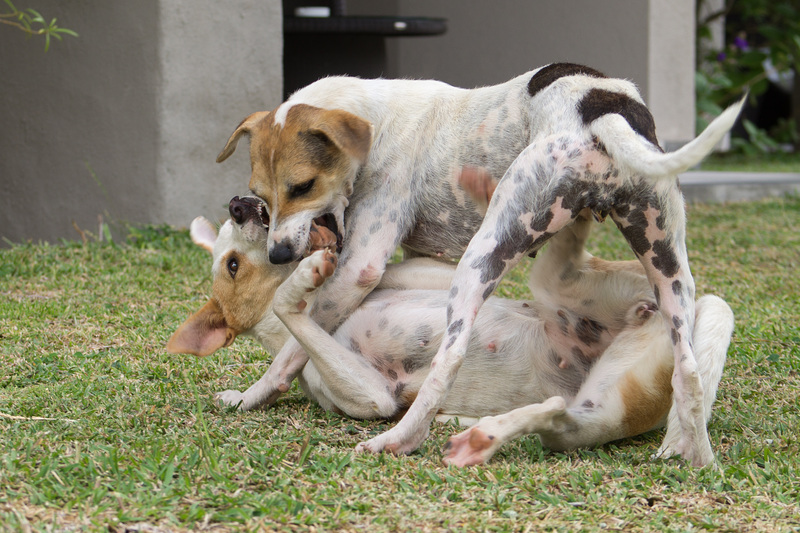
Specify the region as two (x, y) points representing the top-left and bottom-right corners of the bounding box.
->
(591, 96), (746, 179)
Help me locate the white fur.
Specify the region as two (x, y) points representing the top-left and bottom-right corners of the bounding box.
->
(198, 214), (732, 465)
(219, 65), (742, 467)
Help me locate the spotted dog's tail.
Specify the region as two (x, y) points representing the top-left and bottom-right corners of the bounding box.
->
(590, 96), (746, 180)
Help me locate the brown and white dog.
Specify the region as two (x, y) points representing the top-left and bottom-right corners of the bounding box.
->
(215, 64), (743, 466)
(167, 197), (733, 466)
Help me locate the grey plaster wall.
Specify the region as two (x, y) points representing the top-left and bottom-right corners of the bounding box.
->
(0, 0), (283, 244)
(351, 0), (695, 149)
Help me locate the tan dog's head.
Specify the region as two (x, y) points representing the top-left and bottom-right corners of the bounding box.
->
(217, 104), (373, 264)
(166, 196), (295, 357)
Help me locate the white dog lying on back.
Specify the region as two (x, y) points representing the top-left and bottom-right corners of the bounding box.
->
(168, 196), (733, 465)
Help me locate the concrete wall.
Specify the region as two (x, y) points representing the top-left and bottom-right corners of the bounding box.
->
(0, 0), (283, 244)
(351, 0), (695, 149)
(1, 0), (697, 244)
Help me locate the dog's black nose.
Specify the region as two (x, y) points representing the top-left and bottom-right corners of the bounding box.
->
(269, 241), (294, 264)
(229, 196), (247, 224)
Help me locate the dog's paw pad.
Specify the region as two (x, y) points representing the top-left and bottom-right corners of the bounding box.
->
(442, 427), (497, 467)
(311, 249), (337, 287)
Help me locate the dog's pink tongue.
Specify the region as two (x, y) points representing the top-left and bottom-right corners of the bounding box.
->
(308, 223), (338, 253)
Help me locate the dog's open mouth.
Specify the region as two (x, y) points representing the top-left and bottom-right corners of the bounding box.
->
(259, 204), (270, 230)
(308, 213), (343, 255)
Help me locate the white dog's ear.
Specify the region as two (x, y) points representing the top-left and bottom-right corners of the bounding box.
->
(217, 111), (270, 163)
(189, 216), (217, 254)
(312, 109), (373, 166)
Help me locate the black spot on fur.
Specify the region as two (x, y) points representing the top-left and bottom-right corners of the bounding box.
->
(615, 220), (650, 257)
(447, 319), (464, 337)
(473, 219), (534, 284)
(530, 207), (554, 233)
(671, 328), (681, 345)
(349, 338), (361, 354)
(445, 335), (457, 350)
(651, 239), (679, 278)
(654, 285), (661, 306)
(582, 399), (595, 409)
(394, 382), (406, 399)
(527, 63), (607, 98)
(557, 310), (570, 335)
(656, 211), (666, 231)
(591, 135), (608, 155)
(578, 89), (662, 149)
(415, 324), (433, 345)
(387, 368), (398, 381)
(672, 280), (683, 295)
(482, 283), (497, 301)
(672, 315), (683, 329)
(576, 317), (606, 346)
(402, 357), (425, 374)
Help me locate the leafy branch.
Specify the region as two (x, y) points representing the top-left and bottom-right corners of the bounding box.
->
(1, 0), (77, 51)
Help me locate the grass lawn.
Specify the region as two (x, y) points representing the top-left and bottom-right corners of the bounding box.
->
(1, 196), (799, 532)
(699, 151), (800, 173)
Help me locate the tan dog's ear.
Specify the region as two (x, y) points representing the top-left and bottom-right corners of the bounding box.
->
(189, 216), (217, 254)
(217, 111), (270, 163)
(166, 300), (237, 356)
(312, 109), (373, 165)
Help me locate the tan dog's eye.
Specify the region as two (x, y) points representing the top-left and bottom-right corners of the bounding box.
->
(227, 257), (239, 278)
(289, 178), (315, 198)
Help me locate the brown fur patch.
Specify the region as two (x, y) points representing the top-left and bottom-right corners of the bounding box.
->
(242, 104), (372, 222)
(166, 299), (236, 357)
(211, 252), (284, 334)
(620, 363), (673, 436)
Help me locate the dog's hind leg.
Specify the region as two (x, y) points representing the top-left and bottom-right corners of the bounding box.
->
(610, 182), (716, 467)
(273, 250), (400, 419)
(356, 136), (591, 455)
(443, 310), (674, 466)
(442, 396), (568, 466)
(654, 295), (732, 461)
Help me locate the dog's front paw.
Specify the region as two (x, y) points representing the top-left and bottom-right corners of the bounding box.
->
(274, 250), (338, 316)
(214, 390), (245, 410)
(306, 248), (337, 288)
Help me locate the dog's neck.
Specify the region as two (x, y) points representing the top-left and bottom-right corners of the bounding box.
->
(248, 303), (292, 357)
